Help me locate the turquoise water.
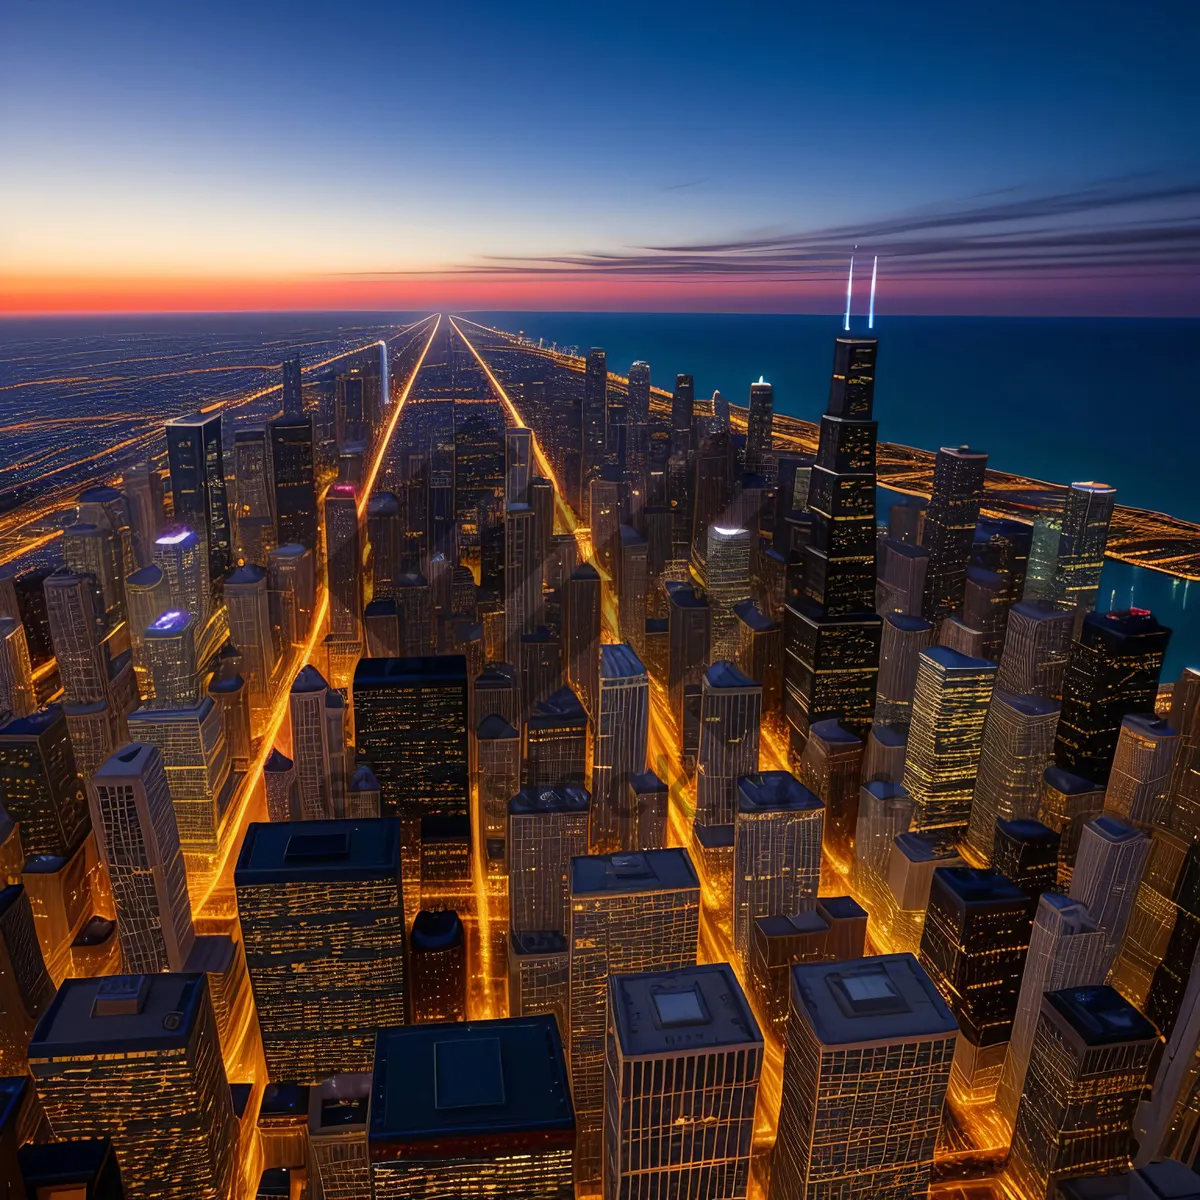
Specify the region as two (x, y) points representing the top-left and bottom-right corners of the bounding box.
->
(473, 311), (1200, 680)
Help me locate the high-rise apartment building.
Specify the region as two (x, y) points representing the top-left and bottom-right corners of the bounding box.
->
(235, 818), (406, 1081)
(166, 411), (231, 582)
(30, 973), (237, 1200)
(590, 644), (649, 853)
(770, 954), (957, 1200)
(733, 771), (824, 963)
(604, 964), (763, 1200)
(696, 661), (762, 828)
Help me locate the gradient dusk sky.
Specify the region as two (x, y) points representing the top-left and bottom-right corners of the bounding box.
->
(2, 0), (1197, 315)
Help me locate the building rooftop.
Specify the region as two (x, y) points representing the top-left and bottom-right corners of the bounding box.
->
(931, 866), (1030, 908)
(997, 817), (1059, 844)
(733, 599), (777, 632)
(1046, 985), (1158, 1047)
(600, 643), (647, 680)
(128, 696), (214, 723)
(410, 908), (464, 952)
(271, 543), (310, 559)
(528, 686), (586, 724)
(571, 848), (698, 897)
(738, 771), (822, 814)
(894, 831), (958, 865)
(922, 644), (997, 672)
(610, 963), (762, 1058)
(666, 580), (707, 609)
(870, 722), (908, 749)
(227, 565), (267, 586)
(367, 492), (401, 516)
(396, 571), (428, 589)
(571, 563), (600, 582)
(619, 524), (647, 547)
(0, 705), (64, 738)
(1044, 765), (1103, 795)
(1083, 608), (1170, 641)
(1088, 815), (1145, 844)
(146, 609), (193, 635)
(629, 770), (666, 796)
(510, 930), (568, 957)
(91, 742), (159, 781)
(208, 673), (245, 695)
(704, 660), (756, 690)
(884, 538), (930, 561)
(693, 823), (735, 850)
(29, 973), (207, 1058)
(757, 910), (829, 939)
(477, 713), (518, 741)
(127, 564), (165, 588)
(264, 747), (293, 773)
(291, 664), (330, 694)
(235, 819), (400, 885)
(18, 1139), (117, 1189)
(808, 718), (862, 746)
(155, 525), (197, 547)
(350, 764), (380, 792)
(790, 954), (957, 1047)
(884, 612), (934, 633)
(353, 655), (467, 688)
(821, 895), (868, 921)
(509, 785), (590, 816)
(370, 1016), (574, 1150)
(1000, 692), (1061, 718)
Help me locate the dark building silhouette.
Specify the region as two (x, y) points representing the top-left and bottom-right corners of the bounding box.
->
(920, 446), (988, 624)
(166, 411), (231, 582)
(993, 818), (1061, 900)
(565, 563), (601, 719)
(269, 415), (317, 552)
(409, 908), (467, 1023)
(523, 686), (588, 788)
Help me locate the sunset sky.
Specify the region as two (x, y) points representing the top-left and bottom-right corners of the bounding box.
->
(2, 0), (1197, 315)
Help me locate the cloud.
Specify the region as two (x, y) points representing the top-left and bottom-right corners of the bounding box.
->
(660, 178), (708, 192)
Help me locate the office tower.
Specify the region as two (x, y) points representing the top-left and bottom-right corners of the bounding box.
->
(995, 892), (1109, 1132)
(227, 563), (281, 712)
(236, 818), (406, 1080)
(965, 691), (1060, 861)
(785, 334), (882, 751)
(44, 572), (107, 703)
(1055, 609), (1170, 785)
(735, 600), (783, 717)
(124, 460), (164, 557)
(325, 483), (362, 640)
(590, 468), (624, 579)
(693, 662), (761, 829)
(0, 885), (53, 1076)
(626, 360), (651, 484)
(0, 706), (87, 858)
(1145, 841), (1200, 1039)
(208, 668), (250, 768)
(263, 747), (296, 822)
(166, 411), (231, 582)
(366, 492), (403, 600)
(0, 618), (34, 718)
(771, 954), (957, 1200)
(353, 656), (469, 818)
(126, 696), (232, 852)
(508, 929), (570, 1033)
(30, 973), (237, 1200)
(668, 450), (693, 564)
(408, 908), (467, 1023)
(503, 502), (537, 662)
(281, 352), (304, 414)
(667, 580), (710, 728)
(368, 1016), (575, 1198)
(605, 388), (627, 471)
(269, 542), (314, 645)
(920, 446), (989, 623)
(153, 525), (211, 623)
(335, 371), (366, 447)
(689, 430), (732, 579)
(904, 645), (996, 845)
(997, 598), (1076, 699)
(418, 814), (471, 890)
(508, 784), (590, 937)
(743, 377), (775, 475)
(125, 563), (168, 686)
(993, 818), (1061, 898)
(476, 713), (520, 857)
(626, 769), (668, 852)
(1039, 765), (1106, 886)
(287, 665), (340, 821)
(919, 867), (1035, 1098)
(591, 644), (649, 852)
(363, 598), (400, 658)
(617, 525), (647, 655)
(862, 720), (907, 784)
(1008, 986), (1158, 1200)
(707, 525), (752, 661)
(855, 777), (915, 880)
(63, 522), (125, 631)
(141, 610), (199, 707)
(872, 612), (934, 725)
(1025, 481), (1117, 619)
(345, 763), (380, 819)
(519, 629), (560, 716)
(475, 661), (520, 729)
(568, 849), (701, 1184)
(797, 718), (862, 860)
(233, 425), (274, 536)
(733, 772), (823, 962)
(305, 1074), (372, 1199)
(1107, 714), (1178, 828)
(1070, 815), (1151, 961)
(876, 538), (930, 616)
(269, 414), (318, 552)
(88, 742), (194, 976)
(581, 348), (608, 517)
(523, 686), (588, 788)
(395, 571), (433, 654)
(13, 566), (54, 668)
(671, 373), (695, 456)
(605, 963), (763, 1200)
(505, 425), (532, 506)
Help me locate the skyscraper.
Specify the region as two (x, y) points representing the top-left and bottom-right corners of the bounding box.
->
(1055, 608), (1170, 785)
(904, 644), (996, 846)
(604, 964), (763, 1200)
(523, 685), (588, 788)
(325, 482), (362, 645)
(0, 617), (35, 718)
(1069, 815), (1151, 962)
(799, 719), (864, 861)
(153, 525), (211, 623)
(288, 665), (341, 821)
(733, 771), (824, 963)
(236, 818), (406, 1081)
(920, 446), (989, 624)
(566, 562), (601, 718)
(1105, 713), (1178, 828)
(1008, 986), (1158, 1200)
(269, 414), (318, 552)
(226, 564), (281, 721)
(581, 348), (608, 520)
(508, 784), (590, 937)
(166, 411), (232, 583)
(62, 521), (125, 631)
(30, 973), (237, 1200)
(282, 353), (303, 415)
(503, 501), (538, 663)
(992, 817), (1061, 898)
(1024, 481), (1117, 621)
(268, 542), (314, 645)
(123, 460), (165, 558)
(263, 747), (296, 822)
(0, 885), (53, 1077)
(366, 491), (403, 601)
(784, 334), (882, 750)
(368, 1016), (575, 1198)
(232, 425), (274, 546)
(88, 743), (195, 975)
(504, 425), (532, 506)
(671, 373), (695, 457)
(590, 644), (649, 852)
(707, 525), (752, 661)
(873, 613), (935, 724)
(474, 713), (520, 858)
(696, 661), (762, 828)
(995, 892), (1109, 1133)
(666, 580), (710, 730)
(352, 655), (469, 818)
(617, 525), (647, 655)
(746, 378), (774, 475)
(408, 908), (467, 1023)
(626, 360), (651, 485)
(770, 954), (957, 1200)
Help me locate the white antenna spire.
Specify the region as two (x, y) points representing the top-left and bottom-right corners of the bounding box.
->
(868, 255), (878, 330)
(843, 255), (855, 332)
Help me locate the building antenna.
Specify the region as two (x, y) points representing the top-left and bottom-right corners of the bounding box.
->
(843, 255), (855, 332)
(868, 255), (878, 330)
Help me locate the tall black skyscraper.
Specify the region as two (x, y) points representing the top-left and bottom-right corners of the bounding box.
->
(784, 335), (882, 751)
(626, 361), (651, 484)
(166, 411), (232, 581)
(671, 373), (695, 456)
(282, 355), (303, 416)
(581, 348), (607, 519)
(270, 415), (318, 552)
(921, 446), (989, 624)
(746, 378), (774, 475)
